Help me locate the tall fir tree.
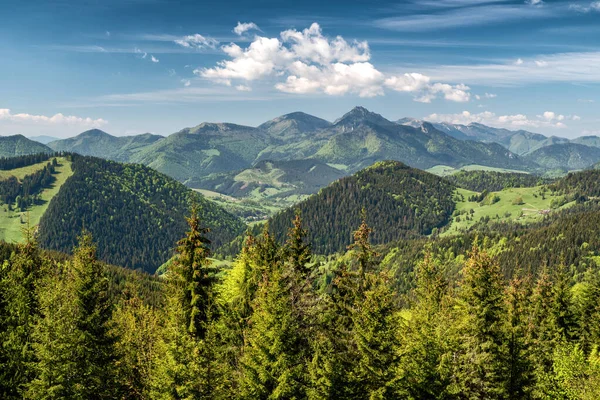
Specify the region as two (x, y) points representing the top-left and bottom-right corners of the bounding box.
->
(152, 204), (223, 399)
(399, 251), (456, 399)
(0, 221), (46, 398)
(240, 214), (315, 399)
(27, 231), (118, 399)
(453, 243), (509, 399)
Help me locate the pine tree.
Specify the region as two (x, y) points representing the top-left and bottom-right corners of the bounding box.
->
(171, 203), (216, 340)
(112, 289), (162, 399)
(0, 221), (46, 398)
(239, 215), (315, 399)
(400, 251), (455, 399)
(27, 231), (118, 399)
(505, 277), (534, 399)
(453, 243), (509, 399)
(577, 267), (600, 353)
(152, 205), (223, 399)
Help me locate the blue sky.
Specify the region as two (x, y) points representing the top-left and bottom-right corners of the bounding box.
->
(1, 0), (599, 138)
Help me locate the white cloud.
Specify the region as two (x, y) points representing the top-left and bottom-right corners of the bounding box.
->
(181, 79), (191, 87)
(426, 110), (572, 129)
(235, 84), (252, 92)
(526, 0), (543, 5)
(578, 99), (595, 103)
(199, 23), (470, 101)
(233, 22), (261, 36)
(0, 108), (107, 127)
(534, 60), (548, 67)
(515, 58), (524, 65)
(151, 55), (159, 63)
(174, 34), (219, 50)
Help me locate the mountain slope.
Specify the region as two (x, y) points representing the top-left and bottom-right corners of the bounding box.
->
(0, 135), (52, 157)
(258, 111), (331, 140)
(524, 143), (600, 170)
(130, 122), (272, 183)
(29, 135), (61, 144)
(312, 108), (534, 172)
(268, 160), (456, 254)
(48, 129), (164, 161)
(37, 155), (245, 272)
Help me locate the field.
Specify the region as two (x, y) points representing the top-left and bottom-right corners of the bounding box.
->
(0, 157), (73, 243)
(441, 186), (575, 236)
(427, 164), (530, 177)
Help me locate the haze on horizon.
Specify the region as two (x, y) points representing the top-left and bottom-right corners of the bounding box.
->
(1, 0), (599, 139)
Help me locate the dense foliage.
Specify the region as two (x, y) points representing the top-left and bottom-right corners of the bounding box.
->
(446, 170), (550, 192)
(0, 136), (52, 158)
(37, 155), (245, 272)
(3, 207), (600, 398)
(0, 159), (57, 209)
(269, 160), (456, 254)
(0, 153), (52, 170)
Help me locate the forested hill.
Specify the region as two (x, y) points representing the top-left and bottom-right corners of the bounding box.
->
(268, 160), (456, 254)
(446, 170), (550, 192)
(37, 155), (245, 272)
(0, 135), (52, 157)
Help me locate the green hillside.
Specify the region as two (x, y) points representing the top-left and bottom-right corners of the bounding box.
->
(268, 160), (456, 254)
(37, 155), (245, 272)
(525, 143), (600, 170)
(0, 135), (52, 157)
(0, 156), (73, 243)
(47, 129), (163, 161)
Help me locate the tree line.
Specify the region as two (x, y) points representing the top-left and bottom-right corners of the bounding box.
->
(0, 159), (57, 210)
(3, 208), (600, 399)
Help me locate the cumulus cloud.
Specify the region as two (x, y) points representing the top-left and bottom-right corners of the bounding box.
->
(526, 0), (543, 5)
(426, 110), (574, 130)
(233, 22), (261, 36)
(235, 84), (252, 92)
(0, 108), (107, 127)
(198, 23), (470, 101)
(174, 34), (219, 49)
(151, 55), (159, 63)
(181, 79), (191, 87)
(515, 58), (524, 65)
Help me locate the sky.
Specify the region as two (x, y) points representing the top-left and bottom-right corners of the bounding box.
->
(0, 0), (599, 139)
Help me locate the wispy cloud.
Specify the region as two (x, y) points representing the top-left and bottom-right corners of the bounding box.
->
(0, 108), (107, 127)
(412, 52), (600, 86)
(374, 4), (558, 31)
(426, 110), (578, 130)
(569, 1), (600, 13)
(174, 34), (219, 50)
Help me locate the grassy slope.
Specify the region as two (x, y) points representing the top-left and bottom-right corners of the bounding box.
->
(441, 186), (574, 236)
(0, 157), (73, 243)
(427, 164), (530, 177)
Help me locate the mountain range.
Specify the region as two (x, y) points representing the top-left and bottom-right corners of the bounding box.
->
(4, 107), (600, 202)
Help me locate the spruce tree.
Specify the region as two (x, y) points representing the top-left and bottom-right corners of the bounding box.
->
(577, 267), (600, 353)
(453, 244), (509, 399)
(27, 231), (118, 399)
(0, 222), (45, 398)
(240, 214), (315, 399)
(400, 251), (455, 399)
(152, 205), (223, 399)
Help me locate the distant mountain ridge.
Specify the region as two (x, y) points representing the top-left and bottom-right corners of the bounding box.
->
(43, 108), (600, 197)
(0, 135), (52, 157)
